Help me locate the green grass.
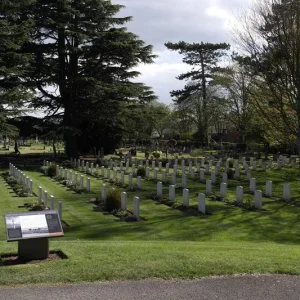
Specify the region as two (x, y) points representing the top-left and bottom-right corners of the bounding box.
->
(0, 240), (299, 286)
(1, 163), (300, 286)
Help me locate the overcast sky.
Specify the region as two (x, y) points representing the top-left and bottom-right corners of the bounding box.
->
(113, 0), (253, 105)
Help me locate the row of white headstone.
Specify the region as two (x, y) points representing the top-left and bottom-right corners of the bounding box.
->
(56, 165), (91, 192)
(155, 177), (292, 211)
(70, 155), (296, 172)
(65, 160), (294, 201)
(9, 163), (33, 195)
(37, 186), (62, 221)
(10, 163), (63, 221)
(68, 157), (291, 188)
(156, 182), (207, 214)
(48, 161), (144, 190)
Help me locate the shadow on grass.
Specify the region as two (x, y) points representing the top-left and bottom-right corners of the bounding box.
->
(0, 250), (68, 266)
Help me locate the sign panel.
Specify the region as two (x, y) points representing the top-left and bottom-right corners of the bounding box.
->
(5, 210), (64, 241)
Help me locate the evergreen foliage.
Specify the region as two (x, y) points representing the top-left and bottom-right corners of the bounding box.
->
(2, 0), (157, 155)
(165, 41), (230, 143)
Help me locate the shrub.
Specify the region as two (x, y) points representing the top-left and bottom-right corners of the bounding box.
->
(152, 151), (162, 158)
(190, 149), (203, 157)
(137, 166), (146, 177)
(48, 164), (57, 177)
(227, 168), (234, 180)
(6, 176), (17, 185)
(40, 166), (48, 174)
(28, 201), (46, 211)
(228, 160), (234, 168)
(105, 189), (121, 212)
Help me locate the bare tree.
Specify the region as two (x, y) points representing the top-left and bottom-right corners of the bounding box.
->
(234, 0), (300, 154)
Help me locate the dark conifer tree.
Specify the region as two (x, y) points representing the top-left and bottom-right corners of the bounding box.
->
(165, 41), (230, 143)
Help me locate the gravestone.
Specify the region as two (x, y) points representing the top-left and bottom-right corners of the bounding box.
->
(198, 193), (206, 214)
(183, 188), (189, 207)
(206, 180), (212, 194)
(220, 183), (227, 199)
(254, 190), (262, 210)
(169, 185), (175, 202)
(133, 197), (140, 220)
(236, 186), (243, 205)
(266, 181), (272, 197)
(121, 192), (127, 210)
(250, 178), (256, 194)
(157, 182), (163, 196)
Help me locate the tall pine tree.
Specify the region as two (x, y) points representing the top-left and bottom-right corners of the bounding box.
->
(165, 41), (230, 144)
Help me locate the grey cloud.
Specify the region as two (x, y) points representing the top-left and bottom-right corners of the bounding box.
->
(115, 0), (251, 50)
(111, 0), (252, 104)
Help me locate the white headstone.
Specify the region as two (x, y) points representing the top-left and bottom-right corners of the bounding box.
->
(200, 170), (205, 182)
(254, 190), (262, 209)
(183, 188), (189, 207)
(198, 193), (206, 214)
(133, 196), (140, 220)
(206, 180), (212, 194)
(86, 178), (90, 192)
(128, 173), (133, 187)
(169, 185), (175, 202)
(157, 181), (163, 196)
(50, 195), (54, 210)
(220, 183), (227, 199)
(158, 162), (162, 172)
(250, 178), (256, 193)
(44, 190), (48, 207)
(121, 192), (127, 210)
(137, 176), (142, 189)
(236, 186), (243, 205)
(266, 180), (273, 197)
(38, 186), (42, 203)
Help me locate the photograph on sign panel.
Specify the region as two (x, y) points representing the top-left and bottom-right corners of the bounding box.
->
(5, 215), (22, 239)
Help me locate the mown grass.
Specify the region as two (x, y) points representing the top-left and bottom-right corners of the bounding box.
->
(1, 163), (300, 286)
(0, 240), (299, 286)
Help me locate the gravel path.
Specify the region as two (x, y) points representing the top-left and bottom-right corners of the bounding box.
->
(1, 274), (300, 300)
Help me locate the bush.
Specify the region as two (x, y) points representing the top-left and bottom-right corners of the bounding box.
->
(40, 166), (48, 174)
(105, 189), (121, 212)
(227, 168), (234, 180)
(48, 164), (57, 177)
(152, 151), (162, 158)
(28, 201), (46, 211)
(137, 166), (146, 177)
(190, 149), (203, 157)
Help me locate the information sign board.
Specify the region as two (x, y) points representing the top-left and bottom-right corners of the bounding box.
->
(4, 210), (64, 242)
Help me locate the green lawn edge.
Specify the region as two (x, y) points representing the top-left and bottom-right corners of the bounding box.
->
(0, 240), (299, 286)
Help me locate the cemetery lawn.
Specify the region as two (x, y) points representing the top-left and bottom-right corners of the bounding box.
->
(1, 168), (300, 285)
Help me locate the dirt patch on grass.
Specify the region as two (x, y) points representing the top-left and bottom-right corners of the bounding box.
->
(0, 250), (68, 266)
